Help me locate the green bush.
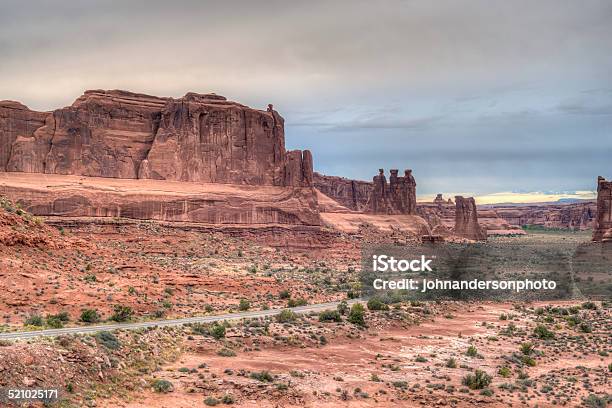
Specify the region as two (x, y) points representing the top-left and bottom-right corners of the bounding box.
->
(498, 366), (511, 378)
(466, 345), (478, 357)
(45, 315), (64, 328)
(80, 309), (100, 323)
(534, 324), (555, 339)
(446, 358), (457, 368)
(209, 323), (226, 339)
(221, 393), (235, 404)
(319, 310), (342, 322)
(152, 379), (173, 393)
(204, 396), (219, 406)
(95, 331), (121, 350)
(250, 370), (273, 382)
(348, 303), (366, 326)
(367, 297), (389, 311)
(462, 369), (492, 390)
(276, 309), (297, 323)
(238, 299), (250, 311)
(110, 305), (133, 322)
(24, 315), (43, 327)
(287, 298), (307, 307)
(337, 301), (349, 315)
(279, 290), (290, 299)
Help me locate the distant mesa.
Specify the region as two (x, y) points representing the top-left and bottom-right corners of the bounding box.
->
(0, 89), (312, 187)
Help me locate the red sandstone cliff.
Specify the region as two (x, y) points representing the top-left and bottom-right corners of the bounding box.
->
(1, 90), (312, 187)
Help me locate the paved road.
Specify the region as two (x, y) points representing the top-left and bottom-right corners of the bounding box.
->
(0, 299), (361, 340)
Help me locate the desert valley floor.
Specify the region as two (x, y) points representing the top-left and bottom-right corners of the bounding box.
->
(0, 200), (609, 407)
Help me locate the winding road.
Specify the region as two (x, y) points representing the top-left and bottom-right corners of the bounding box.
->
(0, 300), (361, 340)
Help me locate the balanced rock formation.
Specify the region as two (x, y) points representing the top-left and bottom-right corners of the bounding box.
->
(593, 176), (612, 242)
(454, 196), (486, 241)
(365, 169), (416, 215)
(0, 90), (312, 187)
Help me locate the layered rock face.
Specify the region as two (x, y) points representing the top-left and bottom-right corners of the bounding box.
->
(0, 101), (49, 172)
(313, 172), (373, 211)
(593, 176), (612, 241)
(0, 90), (312, 187)
(365, 169), (416, 215)
(454, 196), (487, 241)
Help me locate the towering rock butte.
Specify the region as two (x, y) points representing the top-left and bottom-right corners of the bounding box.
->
(365, 169), (417, 215)
(0, 90), (313, 187)
(593, 176), (612, 242)
(312, 172), (372, 211)
(454, 196), (487, 241)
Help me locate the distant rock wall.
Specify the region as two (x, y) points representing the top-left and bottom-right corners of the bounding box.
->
(454, 196), (487, 241)
(593, 176), (612, 241)
(312, 172), (372, 211)
(492, 202), (596, 230)
(0, 90), (312, 187)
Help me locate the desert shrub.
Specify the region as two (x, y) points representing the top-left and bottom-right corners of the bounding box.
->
(319, 310), (342, 322)
(152, 379), (173, 393)
(80, 309), (100, 323)
(95, 331), (121, 350)
(217, 348), (236, 357)
(367, 297), (389, 311)
(534, 324), (555, 339)
(238, 299), (250, 311)
(276, 309), (297, 323)
(24, 315), (43, 327)
(466, 345), (478, 357)
(579, 322), (593, 333)
(415, 355), (428, 362)
(209, 323), (226, 339)
(287, 298), (307, 307)
(221, 393), (235, 404)
(583, 394), (610, 408)
(520, 342), (534, 355)
(446, 358), (457, 368)
(582, 301), (597, 310)
(250, 370), (273, 382)
(279, 290), (290, 299)
(45, 315), (64, 328)
(462, 370), (492, 390)
(348, 303), (366, 326)
(337, 301), (349, 315)
(498, 366), (511, 377)
(480, 388), (494, 397)
(110, 305), (133, 322)
(204, 396), (219, 406)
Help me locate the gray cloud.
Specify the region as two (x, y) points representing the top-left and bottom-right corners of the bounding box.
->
(1, 0), (611, 195)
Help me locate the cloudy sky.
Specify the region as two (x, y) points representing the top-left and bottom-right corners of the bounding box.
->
(1, 0), (611, 201)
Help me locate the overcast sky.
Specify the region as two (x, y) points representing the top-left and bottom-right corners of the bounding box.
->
(1, 0), (611, 198)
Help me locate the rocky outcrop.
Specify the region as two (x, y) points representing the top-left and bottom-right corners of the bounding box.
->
(593, 176), (612, 242)
(365, 169), (416, 215)
(454, 196), (486, 241)
(0, 101), (48, 172)
(0, 90), (313, 187)
(312, 172), (372, 211)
